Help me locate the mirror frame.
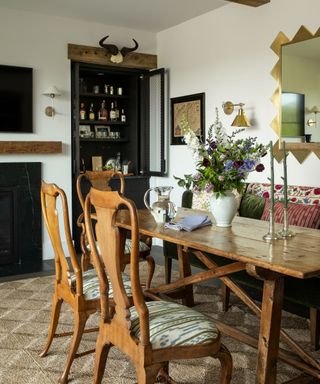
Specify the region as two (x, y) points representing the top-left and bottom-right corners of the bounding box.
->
(271, 25), (320, 163)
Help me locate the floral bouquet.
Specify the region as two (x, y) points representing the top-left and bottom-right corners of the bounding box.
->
(180, 109), (268, 198)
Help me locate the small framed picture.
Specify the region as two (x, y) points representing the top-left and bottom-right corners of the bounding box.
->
(79, 125), (92, 138)
(170, 93), (205, 145)
(95, 125), (110, 139)
(92, 156), (103, 171)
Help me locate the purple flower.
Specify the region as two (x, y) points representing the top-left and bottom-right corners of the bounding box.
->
(209, 141), (217, 150)
(193, 173), (201, 181)
(202, 158), (210, 167)
(205, 184), (213, 193)
(255, 163), (265, 172)
(244, 159), (255, 170)
(233, 160), (244, 169)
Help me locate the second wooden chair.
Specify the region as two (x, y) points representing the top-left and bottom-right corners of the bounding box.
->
(76, 170), (155, 288)
(84, 187), (233, 384)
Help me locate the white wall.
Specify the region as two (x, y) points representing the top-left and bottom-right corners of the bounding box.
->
(155, 0), (320, 208)
(0, 7), (156, 259)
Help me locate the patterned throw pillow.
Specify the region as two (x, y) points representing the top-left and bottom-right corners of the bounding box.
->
(239, 193), (266, 219)
(261, 199), (320, 229)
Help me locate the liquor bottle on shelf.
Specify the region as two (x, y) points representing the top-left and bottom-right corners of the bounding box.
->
(110, 102), (117, 121)
(120, 109), (126, 123)
(98, 100), (108, 120)
(109, 85), (114, 95)
(114, 101), (120, 120)
(89, 103), (95, 120)
(79, 102), (86, 120)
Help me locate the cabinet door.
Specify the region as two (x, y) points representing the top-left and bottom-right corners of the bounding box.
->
(140, 68), (166, 176)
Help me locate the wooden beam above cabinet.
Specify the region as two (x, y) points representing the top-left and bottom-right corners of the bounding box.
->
(68, 44), (157, 70)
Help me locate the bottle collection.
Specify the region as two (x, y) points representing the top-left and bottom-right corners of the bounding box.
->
(79, 100), (126, 123)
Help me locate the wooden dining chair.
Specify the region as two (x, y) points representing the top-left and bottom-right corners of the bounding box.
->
(76, 170), (155, 288)
(84, 187), (233, 384)
(40, 181), (102, 383)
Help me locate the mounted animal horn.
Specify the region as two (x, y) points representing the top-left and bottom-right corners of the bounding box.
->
(98, 35), (139, 64)
(120, 39), (139, 57)
(99, 35), (119, 56)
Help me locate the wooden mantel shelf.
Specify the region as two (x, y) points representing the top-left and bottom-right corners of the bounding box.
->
(0, 141), (62, 154)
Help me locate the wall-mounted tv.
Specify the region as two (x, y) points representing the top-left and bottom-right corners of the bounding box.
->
(0, 65), (33, 133)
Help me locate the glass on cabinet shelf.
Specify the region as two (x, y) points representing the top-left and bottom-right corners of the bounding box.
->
(79, 92), (128, 99)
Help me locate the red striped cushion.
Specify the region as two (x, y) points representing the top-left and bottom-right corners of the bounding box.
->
(261, 199), (320, 229)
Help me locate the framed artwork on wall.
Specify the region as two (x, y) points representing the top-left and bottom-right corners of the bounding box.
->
(170, 92), (205, 145)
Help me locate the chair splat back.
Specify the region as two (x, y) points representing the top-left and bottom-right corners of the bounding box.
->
(41, 181), (82, 293)
(77, 170), (125, 210)
(84, 187), (149, 343)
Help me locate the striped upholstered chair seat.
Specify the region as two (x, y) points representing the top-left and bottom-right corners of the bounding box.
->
(87, 238), (150, 257)
(71, 269), (132, 300)
(130, 301), (219, 349)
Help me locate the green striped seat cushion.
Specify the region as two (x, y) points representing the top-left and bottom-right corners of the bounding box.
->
(124, 238), (150, 254)
(71, 269), (132, 300)
(130, 301), (219, 349)
(87, 239), (150, 255)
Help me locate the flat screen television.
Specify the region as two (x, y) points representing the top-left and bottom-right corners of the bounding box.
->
(0, 65), (33, 133)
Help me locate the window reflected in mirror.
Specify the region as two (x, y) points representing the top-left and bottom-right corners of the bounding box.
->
(281, 36), (320, 143)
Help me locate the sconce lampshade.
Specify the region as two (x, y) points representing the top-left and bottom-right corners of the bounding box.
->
(231, 107), (250, 127)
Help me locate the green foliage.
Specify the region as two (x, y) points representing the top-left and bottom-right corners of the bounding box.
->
(173, 174), (193, 190)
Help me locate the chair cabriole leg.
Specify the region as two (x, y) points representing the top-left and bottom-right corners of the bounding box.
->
(40, 293), (63, 357)
(215, 345), (233, 384)
(58, 311), (88, 384)
(93, 339), (111, 384)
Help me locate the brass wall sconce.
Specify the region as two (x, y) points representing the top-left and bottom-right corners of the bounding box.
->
(42, 86), (61, 118)
(307, 106), (320, 127)
(222, 101), (250, 127)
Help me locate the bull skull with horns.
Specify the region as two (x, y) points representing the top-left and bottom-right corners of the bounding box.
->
(99, 35), (139, 63)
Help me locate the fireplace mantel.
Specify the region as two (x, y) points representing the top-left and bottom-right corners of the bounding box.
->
(0, 141), (62, 154)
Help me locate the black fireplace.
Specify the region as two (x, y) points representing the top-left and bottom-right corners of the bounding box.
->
(0, 162), (42, 277)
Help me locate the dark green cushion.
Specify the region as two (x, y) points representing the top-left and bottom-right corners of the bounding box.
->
(239, 193), (266, 220)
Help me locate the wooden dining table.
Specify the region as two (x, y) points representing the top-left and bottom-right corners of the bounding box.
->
(116, 207), (320, 384)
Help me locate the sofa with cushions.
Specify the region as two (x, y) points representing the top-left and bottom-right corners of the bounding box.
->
(163, 182), (320, 349)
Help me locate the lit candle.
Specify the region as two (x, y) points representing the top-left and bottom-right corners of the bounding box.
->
(283, 141), (288, 209)
(269, 140), (274, 211)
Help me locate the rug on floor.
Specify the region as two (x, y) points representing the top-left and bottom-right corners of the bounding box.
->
(0, 263), (317, 383)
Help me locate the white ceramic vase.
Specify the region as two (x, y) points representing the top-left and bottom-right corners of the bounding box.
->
(210, 190), (238, 227)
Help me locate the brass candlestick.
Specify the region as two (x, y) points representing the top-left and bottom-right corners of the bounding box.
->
(278, 207), (295, 239)
(263, 208), (280, 241)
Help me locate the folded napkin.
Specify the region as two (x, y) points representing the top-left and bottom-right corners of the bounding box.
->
(164, 215), (212, 232)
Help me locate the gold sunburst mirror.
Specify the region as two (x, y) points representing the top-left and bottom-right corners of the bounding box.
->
(271, 25), (320, 163)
